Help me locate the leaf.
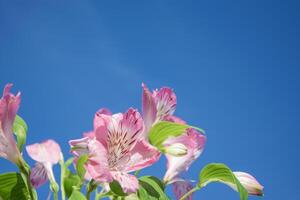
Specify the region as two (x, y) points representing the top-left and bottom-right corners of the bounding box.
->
(64, 172), (82, 198)
(149, 121), (205, 151)
(109, 180), (126, 196)
(76, 154), (88, 181)
(0, 172), (30, 200)
(13, 115), (28, 151)
(69, 189), (86, 200)
(138, 176), (169, 200)
(199, 163), (248, 200)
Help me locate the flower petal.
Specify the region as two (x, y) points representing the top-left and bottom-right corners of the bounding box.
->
(69, 137), (90, 156)
(233, 172), (264, 196)
(164, 129), (206, 183)
(173, 180), (193, 200)
(26, 140), (62, 164)
(142, 83), (157, 134)
(30, 162), (49, 188)
(106, 108), (144, 170)
(124, 140), (160, 172)
(153, 87), (177, 120)
(0, 84), (22, 163)
(85, 139), (113, 183)
(111, 171), (139, 194)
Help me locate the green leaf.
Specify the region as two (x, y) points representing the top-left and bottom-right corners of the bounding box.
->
(13, 115), (28, 151)
(69, 189), (86, 200)
(64, 172), (82, 198)
(138, 176), (169, 200)
(76, 154), (88, 181)
(0, 172), (30, 200)
(109, 180), (127, 196)
(199, 163), (248, 200)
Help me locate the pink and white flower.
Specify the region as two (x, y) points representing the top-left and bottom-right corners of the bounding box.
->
(26, 140), (62, 188)
(0, 84), (22, 164)
(232, 172), (264, 196)
(163, 128), (206, 183)
(142, 84), (206, 183)
(69, 108), (160, 193)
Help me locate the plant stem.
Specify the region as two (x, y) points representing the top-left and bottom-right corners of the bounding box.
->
(179, 186), (200, 200)
(18, 160), (36, 200)
(59, 158), (66, 200)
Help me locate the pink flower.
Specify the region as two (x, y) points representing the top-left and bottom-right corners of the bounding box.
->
(163, 128), (206, 183)
(142, 83), (177, 133)
(173, 180), (193, 200)
(26, 140), (62, 188)
(0, 84), (22, 164)
(69, 108), (160, 193)
(232, 172), (264, 196)
(142, 84), (206, 183)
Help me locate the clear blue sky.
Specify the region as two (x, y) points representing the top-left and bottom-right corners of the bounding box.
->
(1, 1), (299, 199)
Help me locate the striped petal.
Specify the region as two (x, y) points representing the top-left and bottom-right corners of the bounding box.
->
(30, 162), (49, 188)
(106, 108), (144, 170)
(153, 87), (177, 120)
(124, 140), (160, 172)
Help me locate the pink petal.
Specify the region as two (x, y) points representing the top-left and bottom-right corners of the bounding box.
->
(93, 110), (112, 148)
(111, 171), (139, 193)
(106, 108), (144, 170)
(233, 172), (264, 196)
(26, 140), (62, 164)
(85, 139), (113, 183)
(153, 87), (177, 120)
(30, 162), (49, 188)
(124, 140), (161, 172)
(142, 83), (157, 134)
(0, 84), (22, 164)
(164, 129), (206, 183)
(163, 115), (186, 125)
(173, 180), (193, 200)
(69, 137), (90, 156)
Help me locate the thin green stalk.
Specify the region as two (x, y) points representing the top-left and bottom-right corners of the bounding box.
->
(18, 160), (36, 200)
(59, 159), (66, 200)
(179, 186), (200, 200)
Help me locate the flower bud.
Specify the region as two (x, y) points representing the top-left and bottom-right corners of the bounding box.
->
(164, 143), (188, 156)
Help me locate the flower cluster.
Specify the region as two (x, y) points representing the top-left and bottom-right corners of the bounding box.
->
(0, 83), (263, 200)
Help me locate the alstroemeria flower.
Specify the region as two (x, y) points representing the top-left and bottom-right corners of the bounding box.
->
(173, 180), (193, 200)
(69, 108), (160, 193)
(232, 172), (264, 196)
(0, 84), (22, 164)
(26, 140), (62, 188)
(163, 128), (206, 183)
(142, 84), (206, 181)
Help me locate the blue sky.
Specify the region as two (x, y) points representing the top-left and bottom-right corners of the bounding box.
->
(1, 1), (299, 199)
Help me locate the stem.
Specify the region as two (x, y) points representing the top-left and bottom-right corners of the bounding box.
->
(53, 191), (58, 200)
(59, 158), (66, 200)
(86, 180), (97, 200)
(179, 186), (200, 200)
(18, 160), (36, 200)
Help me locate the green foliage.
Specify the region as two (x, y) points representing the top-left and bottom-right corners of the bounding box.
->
(0, 172), (30, 200)
(76, 154), (88, 181)
(63, 171), (82, 198)
(69, 189), (86, 200)
(138, 176), (169, 200)
(199, 163), (248, 200)
(13, 115), (28, 151)
(110, 180), (127, 197)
